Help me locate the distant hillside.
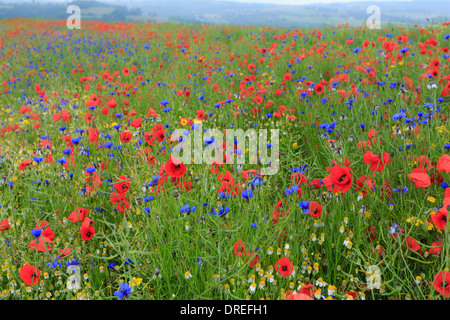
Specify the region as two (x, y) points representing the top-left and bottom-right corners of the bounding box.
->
(0, 0), (448, 27)
(0, 0), (164, 23)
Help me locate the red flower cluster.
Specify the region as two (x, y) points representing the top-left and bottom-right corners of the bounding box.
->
(110, 175), (132, 213)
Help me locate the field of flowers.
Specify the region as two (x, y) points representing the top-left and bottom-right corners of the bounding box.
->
(0, 17), (450, 300)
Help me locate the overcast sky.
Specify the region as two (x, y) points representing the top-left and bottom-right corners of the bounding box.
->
(8, 0), (413, 3)
(218, 0), (411, 4)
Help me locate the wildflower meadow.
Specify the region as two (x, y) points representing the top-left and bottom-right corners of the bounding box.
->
(0, 15), (450, 302)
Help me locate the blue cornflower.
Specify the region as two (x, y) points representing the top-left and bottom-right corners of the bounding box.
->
(204, 136), (215, 145)
(62, 148), (72, 155)
(389, 223), (401, 235)
(299, 201), (310, 214)
(66, 259), (81, 267)
(181, 204), (196, 214)
(218, 191), (231, 199)
(393, 186), (408, 193)
(71, 137), (81, 144)
(285, 187), (294, 195)
(114, 283), (132, 299)
(31, 228), (42, 237)
(250, 176), (263, 187)
(47, 260), (62, 268)
(219, 206), (230, 216)
(241, 189), (253, 199)
(85, 166), (96, 174)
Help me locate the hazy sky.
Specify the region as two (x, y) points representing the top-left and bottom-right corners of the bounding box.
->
(8, 0), (414, 3)
(218, 0), (411, 4)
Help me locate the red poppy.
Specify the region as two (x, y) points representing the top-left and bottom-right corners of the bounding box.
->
(53, 113), (61, 122)
(273, 199), (289, 222)
(432, 271), (450, 298)
(314, 83), (324, 95)
(406, 236), (421, 253)
(180, 180), (192, 191)
(357, 140), (371, 151)
(274, 257), (294, 278)
(87, 94), (99, 107)
(19, 160), (33, 170)
(431, 172), (444, 184)
(430, 241), (442, 256)
(154, 129), (165, 142)
(298, 284), (316, 298)
(431, 208), (448, 231)
(114, 175), (131, 194)
(144, 131), (154, 145)
(80, 225), (96, 241)
(331, 156), (351, 168)
(355, 176), (376, 197)
(322, 165), (353, 194)
(407, 172), (431, 188)
(286, 292), (313, 300)
(61, 109), (71, 122)
(249, 253), (259, 268)
(130, 117), (142, 128)
(20, 264), (40, 285)
(367, 128), (377, 139)
(29, 235), (53, 252)
(366, 226), (376, 241)
(107, 98), (117, 108)
(116, 196), (131, 213)
(283, 73), (292, 81)
(59, 247), (72, 258)
(309, 179), (323, 189)
(110, 192), (125, 204)
(233, 239), (245, 256)
(42, 227), (55, 242)
(437, 154), (450, 174)
(415, 155), (433, 172)
(152, 124), (164, 133)
(119, 131), (132, 143)
(196, 109), (207, 120)
(290, 172), (307, 185)
(363, 151), (390, 173)
(309, 201), (322, 218)
(0, 218), (9, 231)
(68, 208), (89, 223)
(165, 156), (187, 178)
(147, 107), (159, 118)
(88, 127), (99, 145)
